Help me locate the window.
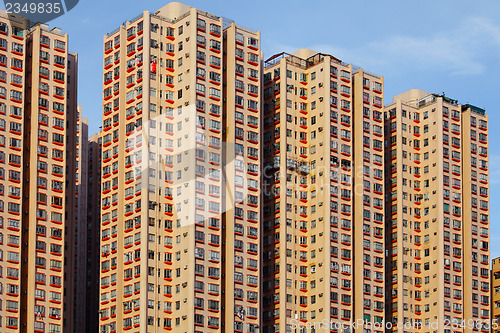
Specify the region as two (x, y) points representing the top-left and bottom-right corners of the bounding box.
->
(54, 40), (66, 50)
(10, 90), (22, 101)
(248, 53), (259, 63)
(248, 37), (258, 48)
(54, 55), (65, 66)
(210, 55), (221, 67)
(209, 88), (220, 99)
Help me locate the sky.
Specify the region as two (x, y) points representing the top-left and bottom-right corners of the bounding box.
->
(41, 0), (500, 257)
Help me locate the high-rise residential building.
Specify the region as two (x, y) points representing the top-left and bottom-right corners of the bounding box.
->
(261, 49), (385, 333)
(491, 257), (500, 333)
(73, 113), (90, 332)
(86, 132), (102, 333)
(0, 10), (83, 333)
(0, 12), (29, 331)
(62, 54), (81, 333)
(384, 89), (490, 332)
(99, 2), (261, 332)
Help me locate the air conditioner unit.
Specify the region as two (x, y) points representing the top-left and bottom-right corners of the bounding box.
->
(318, 82), (323, 87)
(182, 282), (187, 287)
(184, 101), (189, 106)
(319, 293), (323, 297)
(183, 232), (188, 237)
(182, 315), (187, 320)
(186, 21), (190, 26)
(318, 127), (323, 132)
(319, 97), (323, 102)
(185, 53), (190, 58)
(185, 85), (190, 90)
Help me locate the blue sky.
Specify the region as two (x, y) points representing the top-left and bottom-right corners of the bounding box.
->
(44, 0), (500, 257)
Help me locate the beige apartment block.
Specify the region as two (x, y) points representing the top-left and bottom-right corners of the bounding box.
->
(384, 89), (490, 333)
(0, 12), (29, 331)
(261, 49), (385, 333)
(99, 2), (261, 332)
(491, 257), (500, 333)
(0, 10), (84, 333)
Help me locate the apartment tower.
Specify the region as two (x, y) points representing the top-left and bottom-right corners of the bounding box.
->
(99, 2), (261, 332)
(261, 49), (385, 333)
(0, 10), (82, 333)
(72, 113), (90, 332)
(85, 132), (102, 333)
(491, 257), (500, 333)
(384, 89), (490, 332)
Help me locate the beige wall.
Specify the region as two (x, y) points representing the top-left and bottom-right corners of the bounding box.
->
(0, 11), (29, 332)
(262, 51), (385, 333)
(99, 3), (261, 332)
(385, 90), (490, 332)
(0, 11), (82, 333)
(492, 258), (500, 333)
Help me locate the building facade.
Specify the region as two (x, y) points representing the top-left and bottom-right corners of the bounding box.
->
(0, 4), (493, 333)
(86, 132), (102, 333)
(0, 12), (29, 331)
(0, 10), (83, 333)
(261, 49), (385, 333)
(491, 257), (500, 333)
(72, 113), (90, 332)
(98, 2), (261, 332)
(384, 89), (490, 332)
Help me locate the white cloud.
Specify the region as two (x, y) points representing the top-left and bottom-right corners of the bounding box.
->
(270, 17), (500, 76)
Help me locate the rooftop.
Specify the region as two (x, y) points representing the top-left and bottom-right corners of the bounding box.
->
(463, 103), (486, 116)
(107, 1), (257, 37)
(389, 89), (486, 114)
(30, 23), (65, 36)
(264, 50), (342, 70)
(265, 49), (382, 78)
